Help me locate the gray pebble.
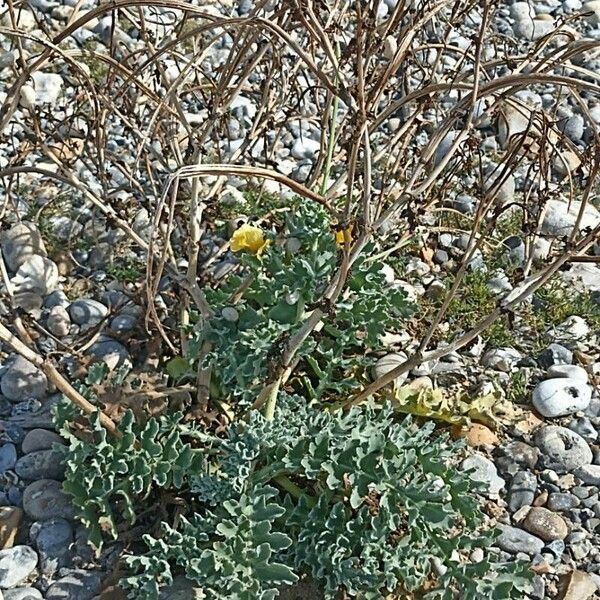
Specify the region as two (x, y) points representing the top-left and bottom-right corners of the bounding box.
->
(496, 525), (545, 555)
(21, 429), (64, 454)
(0, 443), (18, 473)
(31, 517), (73, 575)
(3, 588), (44, 600)
(547, 493), (580, 511)
(0, 356), (48, 402)
(68, 299), (108, 326)
(45, 570), (102, 600)
(535, 426), (592, 473)
(23, 479), (76, 521)
(508, 470), (537, 512)
(15, 449), (65, 481)
(537, 343), (573, 369)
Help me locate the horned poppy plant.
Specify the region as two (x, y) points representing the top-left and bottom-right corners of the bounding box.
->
(230, 224), (270, 257)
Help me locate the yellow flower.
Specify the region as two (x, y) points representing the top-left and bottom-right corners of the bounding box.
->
(230, 224), (270, 257)
(335, 224), (353, 249)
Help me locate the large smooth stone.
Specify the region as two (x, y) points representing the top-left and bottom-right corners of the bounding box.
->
(371, 352), (408, 387)
(22, 480), (75, 521)
(532, 378), (591, 418)
(15, 450), (65, 481)
(0, 545), (38, 587)
(0, 356), (47, 402)
(534, 426), (592, 473)
(0, 223), (46, 272)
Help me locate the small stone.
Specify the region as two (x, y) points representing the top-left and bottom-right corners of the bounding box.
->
(522, 507), (569, 541)
(481, 347), (521, 372)
(558, 570), (597, 600)
(508, 471), (537, 512)
(574, 464), (600, 486)
(547, 493), (580, 512)
(11, 255), (59, 296)
(583, 1), (600, 25)
(459, 424), (499, 448)
(3, 588), (43, 600)
(0, 545), (38, 587)
(0, 223), (46, 272)
(87, 339), (130, 371)
(372, 352), (408, 387)
(31, 72), (63, 104)
(568, 417), (597, 442)
(495, 441), (540, 475)
(532, 378), (592, 418)
(68, 299), (108, 326)
(21, 429), (64, 454)
(15, 449), (65, 481)
(0, 357), (48, 402)
(0, 507), (22, 549)
(46, 307), (71, 338)
(547, 365), (588, 382)
(30, 518), (73, 575)
(538, 344), (573, 369)
(0, 444), (17, 473)
(541, 200), (600, 238)
(109, 314), (138, 334)
(496, 525), (545, 555)
(45, 570), (102, 600)
(22, 479), (75, 521)
(535, 426), (592, 474)
(460, 454), (504, 495)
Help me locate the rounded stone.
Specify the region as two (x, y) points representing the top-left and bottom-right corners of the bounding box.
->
(460, 454), (505, 495)
(496, 525), (545, 555)
(12, 255), (59, 296)
(574, 464), (600, 486)
(0, 545), (38, 588)
(508, 470), (537, 513)
(532, 378), (592, 418)
(46, 306), (71, 338)
(546, 365), (588, 382)
(3, 588), (44, 600)
(547, 493), (580, 512)
(15, 449), (65, 481)
(30, 518), (73, 575)
(0, 356), (48, 402)
(0, 223), (46, 272)
(45, 570), (102, 600)
(522, 507), (569, 541)
(21, 429), (64, 454)
(371, 352), (408, 387)
(0, 443), (18, 473)
(68, 299), (108, 326)
(534, 426), (592, 474)
(22, 479), (75, 521)
(87, 339), (130, 371)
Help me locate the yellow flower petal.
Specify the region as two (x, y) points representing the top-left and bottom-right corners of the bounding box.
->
(335, 224), (353, 249)
(230, 224), (267, 254)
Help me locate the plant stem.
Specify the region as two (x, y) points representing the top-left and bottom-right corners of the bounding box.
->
(273, 474), (316, 507)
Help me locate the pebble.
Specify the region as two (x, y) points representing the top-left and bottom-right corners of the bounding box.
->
(540, 200), (600, 238)
(496, 525), (545, 555)
(508, 470), (537, 512)
(574, 464), (600, 486)
(45, 570), (102, 600)
(0, 223), (46, 272)
(495, 441), (540, 475)
(480, 347), (521, 372)
(0, 357), (48, 402)
(371, 352), (409, 387)
(532, 378), (592, 418)
(538, 343), (573, 369)
(547, 493), (580, 512)
(0, 545), (38, 587)
(22, 480), (76, 521)
(460, 454), (505, 495)
(0, 444), (17, 473)
(68, 299), (108, 326)
(109, 314), (137, 334)
(87, 339), (130, 371)
(535, 426), (593, 473)
(522, 507), (569, 541)
(15, 449), (65, 481)
(558, 569), (597, 600)
(30, 518), (73, 575)
(21, 429), (64, 454)
(547, 364), (589, 382)
(3, 589), (44, 600)
(567, 417), (597, 442)
(46, 307), (71, 338)
(11, 255), (59, 296)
